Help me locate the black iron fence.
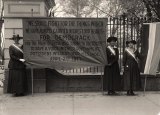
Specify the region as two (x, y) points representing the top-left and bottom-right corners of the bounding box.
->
(60, 17), (147, 75)
(106, 16), (145, 71)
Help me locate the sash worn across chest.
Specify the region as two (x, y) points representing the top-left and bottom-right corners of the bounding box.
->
(12, 44), (23, 53)
(125, 48), (137, 62)
(108, 46), (116, 55)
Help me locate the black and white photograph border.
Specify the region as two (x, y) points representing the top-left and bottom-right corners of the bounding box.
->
(0, 0), (160, 115)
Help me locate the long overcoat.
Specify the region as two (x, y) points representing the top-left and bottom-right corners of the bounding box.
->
(7, 44), (27, 94)
(103, 47), (121, 91)
(123, 49), (141, 90)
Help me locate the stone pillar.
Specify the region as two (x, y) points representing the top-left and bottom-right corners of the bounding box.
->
(3, 0), (55, 93)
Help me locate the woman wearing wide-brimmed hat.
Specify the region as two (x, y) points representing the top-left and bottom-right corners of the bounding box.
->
(123, 39), (141, 96)
(7, 34), (27, 96)
(103, 37), (121, 95)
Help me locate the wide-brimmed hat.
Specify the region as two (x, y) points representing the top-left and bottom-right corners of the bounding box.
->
(126, 39), (137, 45)
(10, 34), (23, 40)
(107, 37), (118, 42)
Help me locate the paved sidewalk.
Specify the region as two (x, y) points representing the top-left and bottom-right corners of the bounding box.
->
(0, 88), (160, 115)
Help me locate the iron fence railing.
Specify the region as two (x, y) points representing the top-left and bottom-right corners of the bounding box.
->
(58, 17), (146, 75)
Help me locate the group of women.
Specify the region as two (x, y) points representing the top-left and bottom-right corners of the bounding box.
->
(7, 35), (141, 97)
(103, 37), (141, 96)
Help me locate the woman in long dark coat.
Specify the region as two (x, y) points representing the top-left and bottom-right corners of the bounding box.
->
(103, 37), (121, 95)
(7, 34), (27, 96)
(123, 40), (141, 95)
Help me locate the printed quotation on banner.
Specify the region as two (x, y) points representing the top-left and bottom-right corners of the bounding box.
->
(23, 18), (107, 69)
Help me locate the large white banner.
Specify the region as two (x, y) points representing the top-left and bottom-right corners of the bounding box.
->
(144, 23), (160, 75)
(23, 18), (107, 69)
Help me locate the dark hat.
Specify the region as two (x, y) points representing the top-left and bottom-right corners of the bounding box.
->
(107, 37), (118, 42)
(10, 34), (23, 40)
(126, 39), (137, 45)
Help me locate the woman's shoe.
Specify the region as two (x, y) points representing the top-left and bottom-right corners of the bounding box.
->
(108, 91), (118, 95)
(108, 91), (112, 95)
(130, 90), (135, 96)
(127, 90), (131, 96)
(14, 93), (25, 97)
(111, 91), (118, 95)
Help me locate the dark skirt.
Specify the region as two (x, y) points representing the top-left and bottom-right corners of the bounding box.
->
(123, 62), (141, 91)
(103, 62), (121, 91)
(7, 69), (27, 94)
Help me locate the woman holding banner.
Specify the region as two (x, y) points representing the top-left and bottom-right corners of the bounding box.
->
(103, 37), (121, 95)
(7, 34), (27, 96)
(123, 40), (141, 96)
